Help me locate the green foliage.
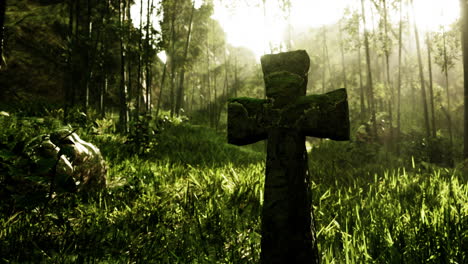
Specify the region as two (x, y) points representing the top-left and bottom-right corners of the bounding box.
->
(401, 131), (457, 167)
(1, 111), (467, 263)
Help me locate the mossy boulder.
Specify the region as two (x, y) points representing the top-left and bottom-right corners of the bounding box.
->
(26, 129), (107, 192)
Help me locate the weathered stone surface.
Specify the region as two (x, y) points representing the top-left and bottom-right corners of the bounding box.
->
(356, 112), (393, 143)
(26, 129), (107, 192)
(227, 50), (350, 264)
(227, 98), (267, 146)
(261, 50), (310, 77)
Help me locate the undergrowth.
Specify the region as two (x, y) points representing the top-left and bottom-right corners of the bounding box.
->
(0, 112), (467, 263)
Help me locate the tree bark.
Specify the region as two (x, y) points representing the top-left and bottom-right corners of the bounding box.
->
(126, 0), (132, 121)
(175, 1), (195, 116)
(234, 54), (238, 97)
(426, 33), (436, 137)
(136, 0), (143, 116)
(361, 0), (378, 140)
(119, 0), (128, 132)
(169, 1), (177, 117)
(84, 0), (91, 109)
(146, 0), (153, 113)
(412, 0), (431, 138)
(322, 26), (327, 93)
(0, 0), (7, 69)
(461, 0), (468, 159)
(382, 0), (394, 148)
(357, 18), (366, 117)
(339, 20), (347, 90)
(442, 27), (453, 147)
(64, 0), (74, 113)
(396, 0), (403, 153)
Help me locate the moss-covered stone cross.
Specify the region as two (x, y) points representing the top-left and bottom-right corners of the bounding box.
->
(227, 50), (350, 264)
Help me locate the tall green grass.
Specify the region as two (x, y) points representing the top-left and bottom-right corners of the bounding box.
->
(0, 114), (467, 263)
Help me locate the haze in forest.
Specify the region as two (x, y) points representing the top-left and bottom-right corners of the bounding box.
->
(2, 0), (468, 262)
(132, 0), (460, 60)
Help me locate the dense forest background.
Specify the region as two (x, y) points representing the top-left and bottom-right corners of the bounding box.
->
(0, 0), (467, 263)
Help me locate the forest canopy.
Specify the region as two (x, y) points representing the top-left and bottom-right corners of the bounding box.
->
(0, 0), (467, 263)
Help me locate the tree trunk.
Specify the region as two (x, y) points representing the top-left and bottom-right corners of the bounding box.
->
(396, 0), (403, 154)
(169, 2), (177, 117)
(361, 0), (378, 140)
(64, 0), (74, 113)
(412, 0), (431, 138)
(382, 0), (394, 148)
(218, 46), (229, 127)
(84, 0), (91, 110)
(0, 0), (7, 69)
(339, 20), (347, 90)
(146, 0), (153, 113)
(206, 33), (213, 127)
(322, 26), (327, 93)
(442, 27), (453, 147)
(175, 1), (195, 116)
(136, 0), (144, 117)
(126, 0), (132, 121)
(234, 54), (238, 97)
(357, 19), (365, 117)
(155, 60), (167, 118)
(70, 0), (80, 107)
(461, 0), (468, 159)
(426, 33), (436, 138)
(119, 0), (128, 133)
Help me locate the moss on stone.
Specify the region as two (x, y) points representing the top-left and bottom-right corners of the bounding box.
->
(260, 50), (310, 78)
(264, 71), (305, 99)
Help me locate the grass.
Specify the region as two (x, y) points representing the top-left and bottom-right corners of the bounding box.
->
(0, 113), (467, 263)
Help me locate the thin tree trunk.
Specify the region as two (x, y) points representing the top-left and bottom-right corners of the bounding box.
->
(146, 0), (153, 113)
(412, 0), (431, 138)
(442, 26), (453, 147)
(361, 0), (378, 140)
(339, 20), (347, 90)
(382, 0), (393, 147)
(190, 74), (195, 112)
(357, 19), (365, 117)
(175, 1), (195, 116)
(155, 60), (167, 118)
(169, 2), (177, 117)
(100, 0), (110, 119)
(234, 54), (238, 97)
(211, 20), (217, 127)
(64, 0), (74, 113)
(126, 0), (132, 121)
(0, 0), (6, 67)
(426, 32), (436, 137)
(136, 0), (143, 117)
(71, 0), (80, 107)
(396, 0), (403, 153)
(214, 73), (218, 129)
(101, 75), (107, 118)
(206, 33), (212, 127)
(119, 0), (128, 132)
(322, 26), (326, 93)
(84, 0), (91, 109)
(461, 0), (468, 159)
(219, 47), (229, 127)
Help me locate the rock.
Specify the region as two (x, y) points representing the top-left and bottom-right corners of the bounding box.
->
(26, 129), (107, 192)
(356, 112), (395, 144)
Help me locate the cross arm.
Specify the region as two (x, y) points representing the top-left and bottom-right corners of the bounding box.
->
(295, 88), (350, 141)
(227, 98), (268, 146)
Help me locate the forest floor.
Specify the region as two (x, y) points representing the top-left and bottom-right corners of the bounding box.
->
(0, 111), (467, 263)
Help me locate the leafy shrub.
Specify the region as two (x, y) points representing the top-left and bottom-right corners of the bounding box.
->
(401, 131), (455, 167)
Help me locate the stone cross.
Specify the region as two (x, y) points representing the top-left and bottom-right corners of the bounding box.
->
(227, 50), (350, 264)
